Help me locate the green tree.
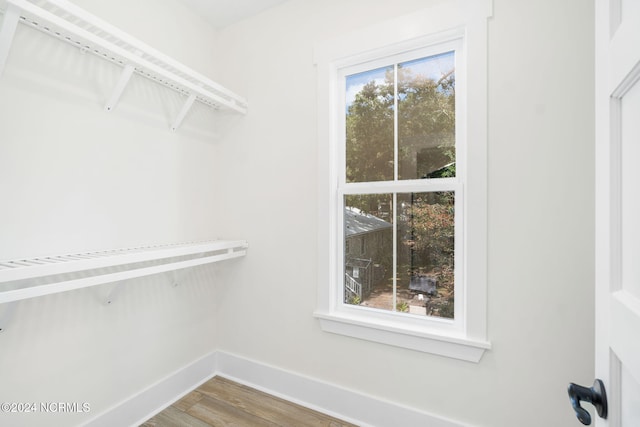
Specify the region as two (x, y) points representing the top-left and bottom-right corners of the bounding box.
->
(346, 65), (456, 184)
(345, 60), (457, 317)
(406, 193), (455, 274)
(398, 69), (455, 180)
(346, 78), (394, 183)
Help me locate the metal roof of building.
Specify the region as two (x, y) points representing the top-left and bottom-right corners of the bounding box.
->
(344, 207), (392, 237)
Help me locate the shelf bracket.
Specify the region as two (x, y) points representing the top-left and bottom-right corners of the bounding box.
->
(0, 301), (18, 333)
(170, 270), (181, 288)
(104, 282), (124, 305)
(0, 3), (21, 78)
(104, 63), (135, 112)
(171, 93), (197, 131)
(168, 251), (206, 286)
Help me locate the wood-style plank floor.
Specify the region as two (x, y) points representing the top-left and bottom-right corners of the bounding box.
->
(141, 376), (358, 427)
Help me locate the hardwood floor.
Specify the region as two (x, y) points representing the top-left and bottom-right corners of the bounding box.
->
(141, 376), (358, 427)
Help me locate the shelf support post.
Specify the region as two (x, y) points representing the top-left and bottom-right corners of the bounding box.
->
(104, 282), (124, 305)
(104, 63), (135, 111)
(170, 270), (181, 287)
(0, 3), (21, 78)
(171, 93), (197, 131)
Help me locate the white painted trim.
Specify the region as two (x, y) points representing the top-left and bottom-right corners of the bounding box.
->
(83, 350), (475, 427)
(215, 351), (471, 427)
(83, 352), (217, 427)
(314, 311), (490, 363)
(315, 0), (490, 360)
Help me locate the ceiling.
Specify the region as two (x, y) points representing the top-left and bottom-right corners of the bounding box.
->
(177, 0), (287, 29)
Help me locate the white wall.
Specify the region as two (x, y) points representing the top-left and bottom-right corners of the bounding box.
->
(213, 0), (595, 426)
(0, 1), (231, 426)
(0, 0), (595, 426)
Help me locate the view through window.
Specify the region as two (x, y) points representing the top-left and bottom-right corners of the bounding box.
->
(342, 50), (457, 319)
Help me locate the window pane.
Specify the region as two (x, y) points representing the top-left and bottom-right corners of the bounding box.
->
(398, 52), (456, 180)
(344, 192), (455, 319)
(344, 194), (393, 309)
(397, 192), (454, 318)
(345, 66), (394, 182)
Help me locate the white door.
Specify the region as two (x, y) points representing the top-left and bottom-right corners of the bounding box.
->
(589, 0), (640, 426)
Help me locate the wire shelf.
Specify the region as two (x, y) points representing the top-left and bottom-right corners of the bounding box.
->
(0, 0), (247, 130)
(0, 240), (248, 303)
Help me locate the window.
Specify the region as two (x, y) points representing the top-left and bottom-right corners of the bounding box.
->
(315, 1), (491, 362)
(341, 46), (460, 320)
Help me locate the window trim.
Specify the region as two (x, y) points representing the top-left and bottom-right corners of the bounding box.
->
(314, 1), (491, 363)
(338, 40), (464, 330)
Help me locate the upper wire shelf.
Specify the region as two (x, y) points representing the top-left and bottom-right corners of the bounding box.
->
(0, 0), (247, 130)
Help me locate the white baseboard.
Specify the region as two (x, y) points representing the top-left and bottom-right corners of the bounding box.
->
(83, 350), (468, 427)
(83, 352), (217, 427)
(215, 351), (467, 427)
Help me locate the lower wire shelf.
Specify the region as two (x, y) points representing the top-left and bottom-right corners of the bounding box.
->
(0, 240), (248, 304)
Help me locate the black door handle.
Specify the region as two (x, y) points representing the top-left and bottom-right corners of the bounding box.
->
(567, 379), (608, 425)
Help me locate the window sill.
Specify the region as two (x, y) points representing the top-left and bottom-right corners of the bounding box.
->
(314, 310), (490, 363)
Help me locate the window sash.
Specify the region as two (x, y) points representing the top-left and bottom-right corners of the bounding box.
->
(336, 189), (464, 332)
(336, 42), (465, 330)
(338, 39), (464, 187)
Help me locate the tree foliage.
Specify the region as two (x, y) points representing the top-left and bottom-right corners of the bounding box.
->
(345, 60), (457, 315)
(404, 192), (455, 277)
(346, 78), (394, 183)
(346, 66), (455, 184)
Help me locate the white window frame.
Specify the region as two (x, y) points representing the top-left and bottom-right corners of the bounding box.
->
(314, 1), (492, 363)
(338, 39), (464, 324)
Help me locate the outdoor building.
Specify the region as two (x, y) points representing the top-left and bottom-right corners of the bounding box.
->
(344, 206), (392, 302)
